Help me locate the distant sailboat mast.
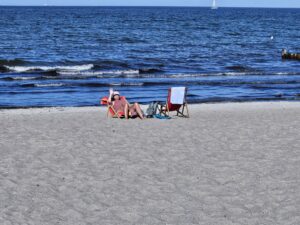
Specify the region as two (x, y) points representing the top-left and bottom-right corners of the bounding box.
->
(212, 0), (218, 9)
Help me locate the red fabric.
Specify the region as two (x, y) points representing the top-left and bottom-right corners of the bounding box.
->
(118, 111), (125, 117)
(167, 88), (182, 111)
(101, 96), (108, 105)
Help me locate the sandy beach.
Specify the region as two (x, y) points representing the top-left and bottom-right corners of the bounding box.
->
(0, 101), (300, 225)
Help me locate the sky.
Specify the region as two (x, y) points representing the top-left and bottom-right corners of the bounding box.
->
(0, 0), (300, 8)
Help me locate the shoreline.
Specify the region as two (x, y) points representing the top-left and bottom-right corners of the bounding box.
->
(1, 101), (300, 115)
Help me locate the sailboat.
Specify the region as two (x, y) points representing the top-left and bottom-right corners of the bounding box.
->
(212, 0), (218, 9)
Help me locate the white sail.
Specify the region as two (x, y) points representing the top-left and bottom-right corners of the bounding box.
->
(212, 0), (218, 9)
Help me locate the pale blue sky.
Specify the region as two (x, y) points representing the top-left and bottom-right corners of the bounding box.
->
(1, 0), (300, 8)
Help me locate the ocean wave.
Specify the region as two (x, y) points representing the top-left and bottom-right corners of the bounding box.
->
(0, 70), (141, 81)
(0, 58), (132, 72)
(139, 68), (164, 74)
(12, 78), (300, 91)
(5, 64), (94, 73)
(2, 76), (38, 81)
(110, 82), (144, 86)
(167, 71), (300, 78)
(0, 59), (27, 66)
(35, 83), (65, 87)
(22, 83), (65, 88)
(0, 66), (10, 73)
(78, 82), (144, 87)
(21, 82), (145, 88)
(225, 65), (256, 72)
(92, 60), (130, 69)
(2, 69), (300, 82)
(221, 72), (252, 76)
(57, 70), (140, 77)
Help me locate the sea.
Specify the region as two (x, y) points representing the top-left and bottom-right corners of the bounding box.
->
(0, 6), (300, 108)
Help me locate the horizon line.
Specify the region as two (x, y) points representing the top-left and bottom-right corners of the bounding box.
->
(0, 5), (300, 9)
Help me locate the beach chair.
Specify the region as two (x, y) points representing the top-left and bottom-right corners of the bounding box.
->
(158, 87), (189, 118)
(100, 96), (126, 119)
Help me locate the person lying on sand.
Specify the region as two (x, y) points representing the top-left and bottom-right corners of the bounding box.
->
(108, 88), (144, 119)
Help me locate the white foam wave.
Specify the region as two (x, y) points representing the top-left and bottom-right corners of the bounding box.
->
(58, 69), (139, 76)
(222, 72), (248, 76)
(273, 72), (300, 76)
(168, 73), (209, 78)
(5, 64), (94, 73)
(110, 82), (144, 86)
(35, 83), (64, 87)
(168, 72), (256, 77)
(110, 70), (140, 75)
(12, 76), (37, 80)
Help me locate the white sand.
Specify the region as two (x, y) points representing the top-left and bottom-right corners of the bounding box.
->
(0, 102), (300, 225)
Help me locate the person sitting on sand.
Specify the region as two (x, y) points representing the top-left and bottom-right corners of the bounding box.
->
(108, 88), (144, 119)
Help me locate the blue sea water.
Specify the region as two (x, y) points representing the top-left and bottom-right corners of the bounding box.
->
(0, 6), (300, 108)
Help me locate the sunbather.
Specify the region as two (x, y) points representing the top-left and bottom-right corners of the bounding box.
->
(108, 88), (144, 119)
